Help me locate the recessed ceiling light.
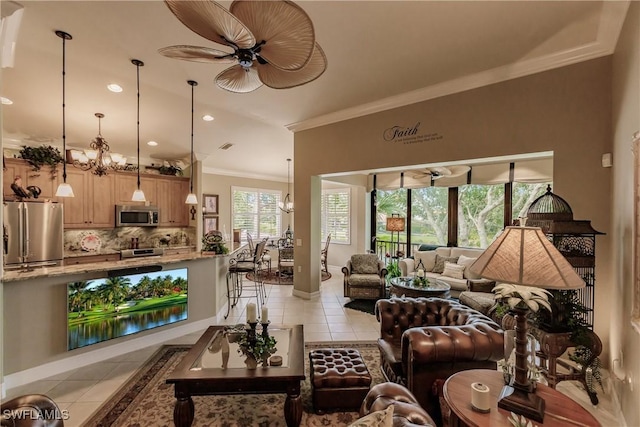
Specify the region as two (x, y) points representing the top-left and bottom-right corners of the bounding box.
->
(1, 97), (13, 105)
(202, 114), (214, 121)
(147, 141), (158, 146)
(107, 83), (123, 93)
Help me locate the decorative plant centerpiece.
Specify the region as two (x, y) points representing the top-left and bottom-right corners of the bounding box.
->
(202, 231), (228, 255)
(237, 328), (277, 368)
(19, 144), (64, 176)
(413, 262), (429, 287)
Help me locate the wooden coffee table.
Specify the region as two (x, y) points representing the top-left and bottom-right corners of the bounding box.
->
(389, 276), (451, 298)
(443, 369), (601, 427)
(166, 324), (305, 427)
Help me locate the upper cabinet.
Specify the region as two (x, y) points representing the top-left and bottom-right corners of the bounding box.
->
(115, 174), (158, 206)
(62, 169), (115, 228)
(3, 158), (60, 201)
(157, 177), (189, 226)
(3, 159), (189, 229)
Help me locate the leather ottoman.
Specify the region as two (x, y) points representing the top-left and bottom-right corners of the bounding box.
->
(309, 348), (372, 413)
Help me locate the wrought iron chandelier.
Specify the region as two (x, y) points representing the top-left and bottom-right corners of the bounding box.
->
(278, 158), (294, 214)
(70, 113), (126, 176)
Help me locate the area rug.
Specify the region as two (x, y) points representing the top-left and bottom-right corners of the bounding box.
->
(84, 341), (382, 426)
(245, 269), (331, 285)
(344, 299), (377, 316)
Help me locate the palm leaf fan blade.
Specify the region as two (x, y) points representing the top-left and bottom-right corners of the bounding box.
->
(216, 65), (263, 93)
(164, 0), (255, 49)
(258, 43), (326, 89)
(158, 45), (236, 64)
(230, 0), (315, 71)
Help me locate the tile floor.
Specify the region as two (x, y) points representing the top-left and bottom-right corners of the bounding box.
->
(3, 266), (623, 426)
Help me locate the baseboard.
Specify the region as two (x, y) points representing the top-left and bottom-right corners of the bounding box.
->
(292, 288), (321, 299)
(4, 316), (217, 391)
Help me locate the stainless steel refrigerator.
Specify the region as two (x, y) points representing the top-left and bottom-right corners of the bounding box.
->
(3, 201), (64, 268)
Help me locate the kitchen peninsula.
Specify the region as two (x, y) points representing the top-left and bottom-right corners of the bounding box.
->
(2, 243), (244, 389)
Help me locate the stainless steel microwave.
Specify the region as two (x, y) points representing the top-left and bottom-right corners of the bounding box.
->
(115, 205), (159, 227)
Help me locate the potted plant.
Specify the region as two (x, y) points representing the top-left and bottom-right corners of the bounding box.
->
(202, 231), (229, 255)
(19, 144), (64, 176)
(531, 289), (604, 403)
(158, 164), (183, 176)
(237, 332), (277, 368)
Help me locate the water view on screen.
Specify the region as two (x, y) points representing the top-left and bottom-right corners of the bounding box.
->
(67, 268), (188, 350)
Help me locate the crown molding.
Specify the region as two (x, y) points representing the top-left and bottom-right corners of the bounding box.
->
(288, 2), (629, 133)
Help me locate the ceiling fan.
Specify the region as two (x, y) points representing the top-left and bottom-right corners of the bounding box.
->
(159, 0), (327, 93)
(411, 165), (471, 180)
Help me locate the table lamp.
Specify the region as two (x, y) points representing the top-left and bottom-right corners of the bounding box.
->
(469, 225), (585, 422)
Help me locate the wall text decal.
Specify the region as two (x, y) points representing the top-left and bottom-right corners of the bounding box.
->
(383, 122), (444, 145)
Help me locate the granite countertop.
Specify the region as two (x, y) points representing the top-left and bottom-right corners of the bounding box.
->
(63, 245), (197, 258)
(4, 243), (246, 283)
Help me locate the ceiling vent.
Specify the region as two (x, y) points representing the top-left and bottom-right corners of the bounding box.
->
(219, 143), (233, 150)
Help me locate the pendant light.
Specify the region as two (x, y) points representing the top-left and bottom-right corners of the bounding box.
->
(54, 30), (74, 198)
(131, 59), (146, 202)
(185, 80), (198, 205)
(278, 158), (294, 213)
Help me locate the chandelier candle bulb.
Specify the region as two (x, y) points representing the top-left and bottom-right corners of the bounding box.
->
(471, 382), (491, 413)
(246, 303), (257, 323)
(261, 306), (268, 323)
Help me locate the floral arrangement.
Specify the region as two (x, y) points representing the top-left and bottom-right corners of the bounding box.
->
(237, 332), (277, 366)
(202, 231), (228, 254)
(413, 275), (429, 288)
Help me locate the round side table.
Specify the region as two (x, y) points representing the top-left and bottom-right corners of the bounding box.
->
(443, 369), (600, 427)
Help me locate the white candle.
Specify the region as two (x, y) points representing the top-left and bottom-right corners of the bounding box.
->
(261, 306), (269, 323)
(471, 382), (491, 413)
(417, 268), (425, 278)
(246, 303), (257, 323)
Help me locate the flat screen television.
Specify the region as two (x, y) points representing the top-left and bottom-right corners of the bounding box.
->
(67, 267), (188, 351)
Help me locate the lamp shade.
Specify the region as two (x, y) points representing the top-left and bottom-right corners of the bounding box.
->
(55, 182), (75, 198)
(469, 226), (584, 289)
(185, 192), (198, 205)
(131, 189), (146, 202)
(386, 217), (405, 232)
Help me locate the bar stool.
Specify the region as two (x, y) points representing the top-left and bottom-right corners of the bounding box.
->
(225, 239), (267, 319)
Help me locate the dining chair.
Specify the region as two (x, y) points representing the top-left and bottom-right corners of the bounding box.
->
(321, 233), (331, 274)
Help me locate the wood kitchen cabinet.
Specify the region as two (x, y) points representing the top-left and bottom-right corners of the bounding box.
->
(3, 158), (60, 201)
(62, 169), (115, 228)
(157, 178), (189, 226)
(114, 174), (158, 206)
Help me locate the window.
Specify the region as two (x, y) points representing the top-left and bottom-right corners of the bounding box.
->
(232, 187), (282, 241)
(512, 182), (551, 220)
(458, 184), (505, 248)
(410, 187), (448, 246)
(321, 188), (350, 244)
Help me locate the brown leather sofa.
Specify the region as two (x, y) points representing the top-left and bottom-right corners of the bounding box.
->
(360, 382), (436, 427)
(1, 394), (64, 427)
(376, 297), (504, 425)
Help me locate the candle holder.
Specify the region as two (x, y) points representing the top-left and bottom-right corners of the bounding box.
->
(247, 321), (258, 346)
(261, 320), (271, 337)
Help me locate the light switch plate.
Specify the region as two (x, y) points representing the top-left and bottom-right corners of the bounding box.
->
(296, 239), (302, 246)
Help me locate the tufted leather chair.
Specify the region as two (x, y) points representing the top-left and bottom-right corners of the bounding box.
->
(360, 382), (436, 427)
(376, 297), (504, 425)
(1, 395), (65, 427)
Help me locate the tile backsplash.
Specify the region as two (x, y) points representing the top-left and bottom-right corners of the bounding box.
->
(64, 227), (197, 253)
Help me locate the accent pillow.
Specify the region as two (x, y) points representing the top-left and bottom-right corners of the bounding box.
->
(414, 250), (438, 272)
(442, 262), (465, 280)
(432, 255), (459, 274)
(457, 254), (482, 280)
(348, 405), (394, 427)
(350, 254), (380, 274)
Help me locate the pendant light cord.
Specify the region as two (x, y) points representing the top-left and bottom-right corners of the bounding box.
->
(134, 60), (143, 190)
(56, 30), (72, 184)
(189, 80), (197, 194)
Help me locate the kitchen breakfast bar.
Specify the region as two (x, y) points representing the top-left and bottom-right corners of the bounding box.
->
(1, 245), (244, 389)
